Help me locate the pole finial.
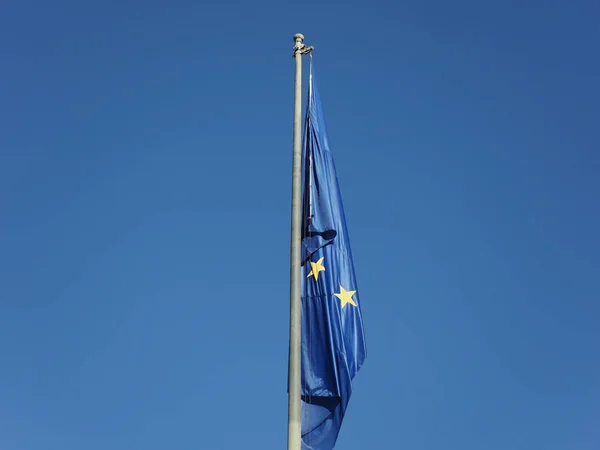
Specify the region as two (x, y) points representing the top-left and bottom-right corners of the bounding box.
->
(292, 33), (314, 57)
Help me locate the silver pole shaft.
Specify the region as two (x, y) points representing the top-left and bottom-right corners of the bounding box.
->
(288, 32), (306, 450)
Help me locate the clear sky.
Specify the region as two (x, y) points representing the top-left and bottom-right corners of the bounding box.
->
(1, 1), (599, 449)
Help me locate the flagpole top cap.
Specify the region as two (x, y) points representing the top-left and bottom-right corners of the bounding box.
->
(293, 33), (305, 42)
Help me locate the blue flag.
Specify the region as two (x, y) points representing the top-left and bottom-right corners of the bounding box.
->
(299, 65), (367, 449)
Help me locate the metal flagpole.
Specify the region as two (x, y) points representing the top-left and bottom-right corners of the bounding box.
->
(288, 32), (313, 450)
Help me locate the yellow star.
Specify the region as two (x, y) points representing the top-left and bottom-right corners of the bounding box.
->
(307, 257), (326, 282)
(334, 285), (357, 309)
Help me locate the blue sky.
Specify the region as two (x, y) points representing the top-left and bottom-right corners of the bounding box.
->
(1, 1), (599, 449)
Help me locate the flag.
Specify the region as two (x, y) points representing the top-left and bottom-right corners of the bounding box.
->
(299, 64), (367, 449)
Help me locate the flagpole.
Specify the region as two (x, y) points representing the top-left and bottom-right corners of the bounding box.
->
(288, 32), (312, 450)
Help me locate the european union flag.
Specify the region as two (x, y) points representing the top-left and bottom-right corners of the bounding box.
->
(300, 65), (367, 449)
